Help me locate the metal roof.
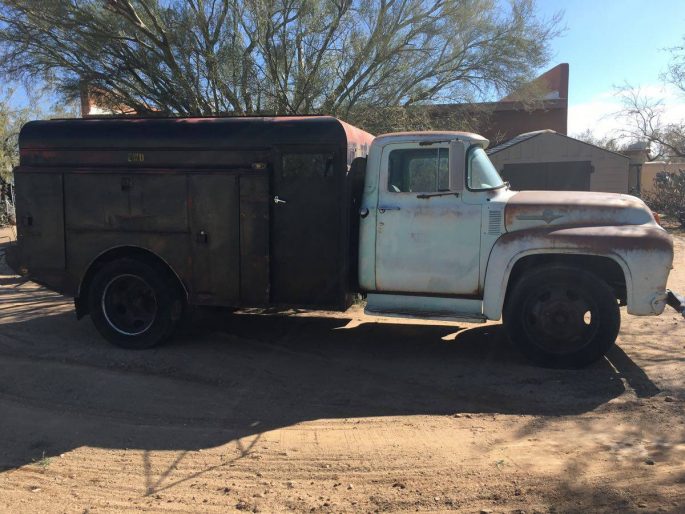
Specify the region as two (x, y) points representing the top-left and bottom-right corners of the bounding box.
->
(486, 130), (554, 155)
(487, 129), (629, 160)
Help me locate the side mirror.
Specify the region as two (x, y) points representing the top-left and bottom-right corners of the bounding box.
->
(449, 140), (466, 192)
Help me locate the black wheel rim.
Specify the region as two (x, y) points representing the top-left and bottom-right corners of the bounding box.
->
(521, 281), (600, 355)
(102, 274), (158, 336)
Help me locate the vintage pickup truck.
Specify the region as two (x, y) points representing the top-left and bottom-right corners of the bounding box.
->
(8, 116), (684, 368)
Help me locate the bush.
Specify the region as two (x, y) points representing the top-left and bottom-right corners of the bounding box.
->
(642, 169), (685, 227)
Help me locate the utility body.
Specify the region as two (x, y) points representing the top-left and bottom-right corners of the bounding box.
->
(9, 116), (683, 368)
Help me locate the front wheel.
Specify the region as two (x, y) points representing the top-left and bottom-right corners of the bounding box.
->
(88, 258), (183, 349)
(503, 265), (621, 369)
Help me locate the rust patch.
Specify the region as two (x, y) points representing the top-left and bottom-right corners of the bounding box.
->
(496, 225), (674, 255)
(504, 191), (654, 229)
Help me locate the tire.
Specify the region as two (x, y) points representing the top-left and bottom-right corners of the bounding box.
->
(88, 258), (183, 349)
(503, 265), (620, 369)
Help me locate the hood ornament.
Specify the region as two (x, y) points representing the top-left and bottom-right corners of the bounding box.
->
(517, 209), (564, 224)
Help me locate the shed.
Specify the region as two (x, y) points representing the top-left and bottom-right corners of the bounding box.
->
(487, 130), (630, 193)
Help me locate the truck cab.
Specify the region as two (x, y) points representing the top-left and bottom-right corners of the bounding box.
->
(357, 131), (678, 367)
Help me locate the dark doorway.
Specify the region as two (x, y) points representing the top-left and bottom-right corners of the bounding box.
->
(501, 161), (593, 191)
(270, 147), (342, 307)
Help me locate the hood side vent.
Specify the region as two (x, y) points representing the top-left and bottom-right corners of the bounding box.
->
(488, 210), (502, 235)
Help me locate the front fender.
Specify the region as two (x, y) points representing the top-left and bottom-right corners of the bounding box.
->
(482, 225), (674, 320)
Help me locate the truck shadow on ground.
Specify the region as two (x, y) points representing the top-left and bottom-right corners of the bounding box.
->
(0, 298), (661, 472)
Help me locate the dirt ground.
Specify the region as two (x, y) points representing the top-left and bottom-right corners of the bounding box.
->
(0, 225), (683, 514)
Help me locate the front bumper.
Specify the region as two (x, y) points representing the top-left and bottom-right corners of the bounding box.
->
(667, 290), (685, 319)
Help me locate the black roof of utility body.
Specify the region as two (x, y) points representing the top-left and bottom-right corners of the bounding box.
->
(19, 115), (369, 151)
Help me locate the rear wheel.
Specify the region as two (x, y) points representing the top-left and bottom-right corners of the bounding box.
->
(503, 265), (620, 368)
(88, 258), (183, 349)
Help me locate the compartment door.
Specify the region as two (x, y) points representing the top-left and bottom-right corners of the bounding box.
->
(189, 174), (240, 304)
(270, 148), (341, 307)
(14, 172), (65, 270)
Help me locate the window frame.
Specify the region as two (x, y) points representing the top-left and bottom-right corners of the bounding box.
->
(465, 145), (506, 192)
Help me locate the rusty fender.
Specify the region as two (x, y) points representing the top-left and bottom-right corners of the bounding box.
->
(482, 224), (674, 321)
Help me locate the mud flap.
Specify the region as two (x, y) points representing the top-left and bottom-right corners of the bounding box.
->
(666, 290), (685, 319)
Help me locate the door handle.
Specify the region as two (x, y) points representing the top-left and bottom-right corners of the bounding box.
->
(359, 207), (369, 218)
(378, 206), (400, 213)
(196, 230), (209, 244)
(273, 195), (287, 205)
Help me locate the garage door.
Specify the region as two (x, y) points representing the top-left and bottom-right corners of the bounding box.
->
(501, 161), (593, 191)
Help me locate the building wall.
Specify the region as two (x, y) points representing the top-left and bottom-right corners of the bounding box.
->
(640, 161), (684, 196)
(486, 103), (567, 142)
(488, 132), (630, 193)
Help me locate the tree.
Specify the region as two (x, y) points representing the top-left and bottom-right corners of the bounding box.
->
(573, 129), (623, 153)
(0, 0), (561, 120)
(0, 87), (77, 225)
(613, 85), (685, 161)
(0, 87), (76, 181)
(0, 89), (29, 183)
(664, 35), (685, 96)
(606, 37), (685, 162)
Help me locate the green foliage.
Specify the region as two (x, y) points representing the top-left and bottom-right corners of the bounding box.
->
(642, 169), (685, 227)
(0, 0), (561, 119)
(0, 88), (76, 181)
(0, 92), (26, 182)
(0, 87), (76, 225)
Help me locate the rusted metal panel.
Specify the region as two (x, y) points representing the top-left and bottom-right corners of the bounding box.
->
(482, 224), (674, 320)
(22, 149), (270, 169)
(239, 173), (270, 305)
(16, 116), (368, 312)
(188, 174), (241, 304)
(67, 232), (192, 298)
(65, 173), (188, 232)
(19, 116), (360, 167)
(14, 172), (65, 276)
(504, 190), (654, 230)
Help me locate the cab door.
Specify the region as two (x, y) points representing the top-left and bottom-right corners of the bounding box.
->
(374, 142), (482, 295)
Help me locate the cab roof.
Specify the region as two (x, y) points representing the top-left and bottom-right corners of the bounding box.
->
(373, 131), (489, 148)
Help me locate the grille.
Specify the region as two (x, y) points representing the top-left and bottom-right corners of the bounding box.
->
(488, 210), (503, 235)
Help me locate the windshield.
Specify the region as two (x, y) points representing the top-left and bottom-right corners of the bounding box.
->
(467, 147), (505, 190)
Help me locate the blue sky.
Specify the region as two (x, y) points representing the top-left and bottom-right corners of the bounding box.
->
(534, 0), (685, 136)
(537, 0), (684, 103)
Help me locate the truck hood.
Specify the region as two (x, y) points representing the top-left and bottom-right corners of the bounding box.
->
(504, 191), (656, 232)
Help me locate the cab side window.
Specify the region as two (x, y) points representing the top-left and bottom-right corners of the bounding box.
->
(388, 148), (449, 193)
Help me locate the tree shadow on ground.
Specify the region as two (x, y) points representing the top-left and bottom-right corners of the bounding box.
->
(0, 297), (660, 472)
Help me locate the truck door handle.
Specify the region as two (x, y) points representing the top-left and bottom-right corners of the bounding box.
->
(378, 206), (400, 213)
(196, 230), (209, 244)
(273, 195), (287, 205)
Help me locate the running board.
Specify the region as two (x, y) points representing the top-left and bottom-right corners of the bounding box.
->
(364, 293), (486, 323)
